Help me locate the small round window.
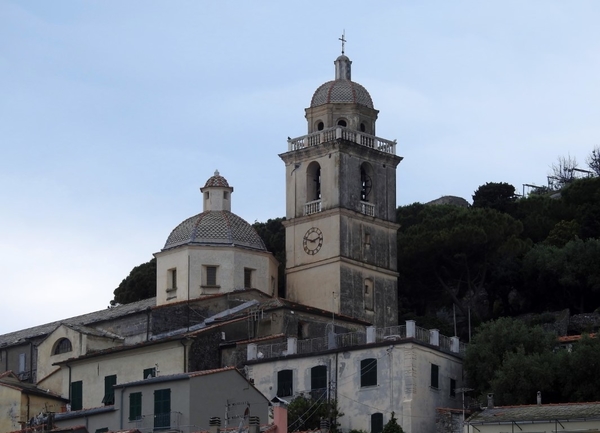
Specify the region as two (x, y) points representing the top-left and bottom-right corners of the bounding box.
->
(337, 119), (347, 127)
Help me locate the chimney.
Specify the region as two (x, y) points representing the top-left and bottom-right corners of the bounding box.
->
(209, 416), (221, 433)
(249, 416), (260, 433)
(487, 393), (494, 408)
(272, 401), (288, 433)
(537, 391), (542, 405)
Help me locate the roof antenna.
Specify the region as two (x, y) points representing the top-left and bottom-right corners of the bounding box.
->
(339, 30), (346, 55)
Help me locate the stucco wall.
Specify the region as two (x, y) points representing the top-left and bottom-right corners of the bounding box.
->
(63, 340), (185, 410)
(156, 246), (277, 306)
(246, 341), (463, 433)
(0, 385), (22, 432)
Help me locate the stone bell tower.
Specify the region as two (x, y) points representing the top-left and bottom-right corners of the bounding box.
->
(279, 47), (402, 328)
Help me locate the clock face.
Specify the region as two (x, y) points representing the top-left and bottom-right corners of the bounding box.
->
(303, 227), (323, 255)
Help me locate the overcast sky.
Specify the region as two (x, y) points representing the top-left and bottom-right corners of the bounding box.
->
(1, 1), (599, 335)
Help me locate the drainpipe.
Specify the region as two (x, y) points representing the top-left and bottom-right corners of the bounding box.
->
(181, 338), (190, 373)
(29, 340), (33, 382)
(119, 386), (126, 429)
(67, 364), (72, 402)
(26, 393), (30, 422)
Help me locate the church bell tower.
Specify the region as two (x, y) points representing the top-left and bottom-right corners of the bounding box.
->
(280, 45), (403, 328)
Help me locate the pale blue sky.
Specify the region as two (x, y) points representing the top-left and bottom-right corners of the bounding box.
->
(1, 1), (599, 334)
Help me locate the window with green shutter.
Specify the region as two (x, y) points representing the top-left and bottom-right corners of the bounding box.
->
(71, 381), (83, 411)
(154, 388), (171, 429)
(103, 375), (117, 405)
(129, 392), (142, 420)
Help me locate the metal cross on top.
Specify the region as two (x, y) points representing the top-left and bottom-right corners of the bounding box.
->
(339, 30), (346, 55)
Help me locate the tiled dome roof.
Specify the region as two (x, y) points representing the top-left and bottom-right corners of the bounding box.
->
(163, 211), (266, 251)
(204, 170), (230, 188)
(310, 79), (373, 108)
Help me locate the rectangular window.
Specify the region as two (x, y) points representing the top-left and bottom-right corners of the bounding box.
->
(364, 279), (374, 311)
(103, 374), (117, 405)
(168, 268), (177, 290)
(244, 268), (253, 288)
(18, 353), (26, 373)
(311, 365), (327, 399)
(277, 370), (293, 397)
(129, 392), (142, 421)
(71, 381), (83, 411)
(450, 378), (456, 397)
(431, 364), (439, 389)
(154, 388), (171, 429)
(360, 358), (377, 387)
(206, 266), (217, 286)
(143, 367), (156, 379)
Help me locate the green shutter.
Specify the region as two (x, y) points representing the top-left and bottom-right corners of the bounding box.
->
(154, 388), (171, 429)
(71, 381), (83, 411)
(129, 392), (142, 420)
(103, 375), (117, 405)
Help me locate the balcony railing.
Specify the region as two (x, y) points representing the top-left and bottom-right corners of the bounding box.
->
(252, 323), (465, 361)
(360, 201), (375, 216)
(134, 411), (182, 431)
(288, 126), (397, 155)
(304, 199), (322, 215)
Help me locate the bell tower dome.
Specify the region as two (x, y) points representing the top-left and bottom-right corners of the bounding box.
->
(280, 44), (403, 328)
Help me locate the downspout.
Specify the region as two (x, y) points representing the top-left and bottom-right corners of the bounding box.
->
(67, 364), (72, 401)
(181, 339), (188, 373)
(26, 393), (30, 422)
(29, 340), (33, 381)
(119, 385), (127, 429)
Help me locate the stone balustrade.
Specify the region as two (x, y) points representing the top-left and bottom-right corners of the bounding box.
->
(304, 199), (322, 216)
(288, 126), (397, 155)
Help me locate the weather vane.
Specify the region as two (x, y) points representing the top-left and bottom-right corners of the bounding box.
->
(339, 30), (346, 55)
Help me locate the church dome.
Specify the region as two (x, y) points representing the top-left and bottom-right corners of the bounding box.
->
(204, 170), (230, 188)
(163, 210), (267, 251)
(310, 80), (373, 108)
(310, 53), (374, 109)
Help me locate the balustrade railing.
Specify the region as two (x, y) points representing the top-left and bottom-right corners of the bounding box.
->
(304, 199), (322, 215)
(288, 126), (396, 155)
(376, 325), (406, 341)
(360, 201), (375, 216)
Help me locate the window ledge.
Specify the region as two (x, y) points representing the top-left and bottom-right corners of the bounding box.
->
(201, 285), (221, 289)
(166, 287), (177, 293)
(166, 295), (177, 301)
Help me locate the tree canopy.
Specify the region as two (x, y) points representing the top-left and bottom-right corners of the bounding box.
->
(112, 257), (156, 305)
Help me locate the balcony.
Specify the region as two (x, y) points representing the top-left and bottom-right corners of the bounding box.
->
(360, 201), (375, 216)
(304, 199), (322, 216)
(287, 126), (397, 155)
(134, 411), (182, 431)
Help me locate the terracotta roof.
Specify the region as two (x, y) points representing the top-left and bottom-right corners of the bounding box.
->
(558, 333), (596, 343)
(204, 170), (230, 188)
(467, 402), (600, 424)
(163, 210), (266, 251)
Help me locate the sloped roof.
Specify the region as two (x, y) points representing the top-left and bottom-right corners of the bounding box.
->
(468, 402), (600, 424)
(0, 298), (155, 348)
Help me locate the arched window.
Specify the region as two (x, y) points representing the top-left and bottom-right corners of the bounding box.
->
(371, 413), (384, 433)
(53, 338), (72, 355)
(337, 119), (347, 127)
(316, 121), (324, 131)
(306, 161), (321, 202)
(364, 278), (374, 311)
(360, 162), (374, 202)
